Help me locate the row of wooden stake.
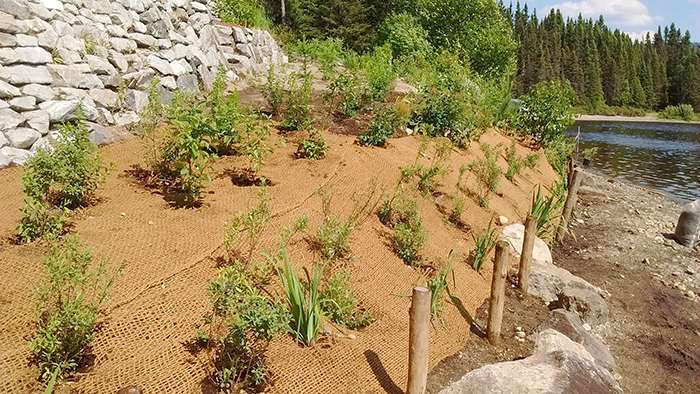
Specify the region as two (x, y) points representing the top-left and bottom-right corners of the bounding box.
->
(406, 168), (583, 394)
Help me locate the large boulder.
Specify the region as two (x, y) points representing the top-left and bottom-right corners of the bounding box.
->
(501, 223), (553, 265)
(536, 309), (617, 372)
(438, 350), (623, 394)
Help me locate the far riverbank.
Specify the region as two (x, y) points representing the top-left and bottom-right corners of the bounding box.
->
(576, 114), (700, 124)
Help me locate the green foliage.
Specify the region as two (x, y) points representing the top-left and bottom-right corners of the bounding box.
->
(470, 223), (496, 272)
(325, 69), (368, 118)
(18, 113), (108, 242)
(239, 118), (274, 178)
(359, 108), (396, 147)
(262, 63), (284, 115)
(298, 130), (328, 160)
(213, 0), (271, 29)
(518, 80), (576, 145)
(378, 13), (433, 60)
(319, 270), (374, 329)
(270, 248), (325, 347)
(224, 185), (271, 265)
(199, 263), (288, 390)
(447, 195), (465, 225)
(581, 147), (598, 161)
(309, 37), (345, 80)
(417, 0), (517, 79)
(393, 220), (428, 266)
(544, 136), (576, 178)
(528, 185), (561, 241)
(281, 74), (313, 130)
(403, 137), (453, 196)
(29, 236), (122, 381)
(504, 140), (538, 181)
(316, 215), (353, 263)
(660, 104), (696, 121)
(360, 44), (396, 101)
(466, 143), (502, 207)
(426, 263), (453, 329)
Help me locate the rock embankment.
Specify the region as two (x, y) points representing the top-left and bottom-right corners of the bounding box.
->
(0, 0), (285, 168)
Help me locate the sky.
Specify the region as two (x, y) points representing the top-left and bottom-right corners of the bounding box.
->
(516, 0), (700, 42)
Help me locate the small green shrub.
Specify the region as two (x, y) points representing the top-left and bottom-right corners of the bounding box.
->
(199, 263), (288, 391)
(239, 118), (273, 179)
(309, 37), (345, 80)
(281, 74), (313, 130)
(581, 147), (598, 161)
(470, 223), (497, 272)
(16, 198), (68, 243)
(545, 137), (575, 178)
(316, 215), (353, 263)
(447, 195), (465, 225)
(359, 108), (396, 147)
(404, 137), (453, 196)
(262, 63), (284, 115)
(270, 248), (325, 347)
(467, 143), (502, 207)
(298, 130), (328, 160)
(224, 185), (271, 265)
(378, 13), (433, 60)
(660, 104), (695, 121)
(393, 220), (428, 266)
(518, 80), (576, 145)
(504, 140), (538, 181)
(360, 44), (395, 101)
(320, 270), (374, 329)
(426, 263), (452, 329)
(30, 236), (123, 380)
(325, 71), (368, 118)
(213, 0), (271, 29)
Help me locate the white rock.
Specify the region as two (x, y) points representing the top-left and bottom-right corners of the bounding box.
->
(113, 110), (140, 126)
(0, 108), (24, 130)
(0, 47), (19, 64)
(0, 131), (8, 147)
(89, 88), (119, 109)
(132, 20), (146, 34)
(159, 75), (176, 90)
(0, 31), (17, 46)
(30, 136), (52, 152)
(85, 54), (116, 75)
(5, 127), (41, 149)
(14, 46), (52, 64)
(22, 84), (55, 103)
(532, 329), (595, 363)
(108, 50), (129, 73)
(39, 99), (99, 122)
(0, 79), (20, 98)
(0, 146), (30, 165)
(501, 223), (553, 265)
(41, 0), (64, 11)
(8, 96), (36, 111)
(124, 89), (148, 112)
(130, 32), (155, 48)
(499, 216), (509, 225)
(23, 109), (49, 135)
(0, 148), (10, 167)
(169, 58), (191, 76)
(57, 35), (84, 52)
(147, 54), (172, 75)
(37, 28), (59, 49)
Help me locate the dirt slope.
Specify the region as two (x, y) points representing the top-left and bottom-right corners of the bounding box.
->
(0, 97), (558, 393)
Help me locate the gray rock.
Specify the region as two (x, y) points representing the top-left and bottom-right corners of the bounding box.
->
(124, 89), (148, 112)
(0, 47), (19, 64)
(98, 107), (113, 124)
(30, 137), (52, 153)
(183, 25), (198, 45)
(106, 24), (128, 38)
(55, 48), (81, 64)
(232, 26), (246, 43)
(14, 46), (52, 64)
(37, 28), (59, 49)
(0, 108), (24, 130)
(0, 11), (20, 34)
(154, 38), (172, 49)
(171, 43), (189, 59)
(158, 75), (176, 90)
(0, 146), (30, 165)
(197, 64), (213, 92)
(214, 25), (233, 45)
(39, 99), (99, 122)
(87, 121), (109, 145)
(553, 286), (609, 326)
(532, 329), (595, 363)
(46, 64), (83, 87)
(0, 100), (7, 109)
(198, 25), (218, 49)
(190, 1), (207, 12)
(120, 0), (144, 12)
(108, 50), (129, 73)
(536, 309), (617, 372)
(23, 109), (49, 135)
(176, 74), (198, 93)
(501, 223), (553, 265)
(148, 20), (170, 39)
(0, 131), (8, 147)
(0, 0), (30, 19)
(147, 55), (172, 75)
(110, 37), (137, 53)
(5, 127), (40, 149)
(40, 0), (64, 11)
(8, 96), (36, 111)
(187, 12), (210, 32)
(98, 75), (120, 89)
(236, 43), (253, 58)
(122, 69), (155, 89)
(0, 148), (9, 167)
(139, 6), (159, 23)
(51, 20), (73, 36)
(438, 350), (623, 394)
(0, 79), (21, 98)
(187, 46), (208, 68)
(132, 20), (147, 34)
(55, 87), (96, 108)
(89, 88), (119, 110)
(170, 58), (191, 76)
(513, 257), (604, 306)
(113, 110), (140, 126)
(16, 34), (37, 47)
(86, 54), (116, 75)
(0, 31), (17, 46)
(168, 30), (188, 45)
(56, 35), (84, 52)
(0, 65), (53, 85)
(154, 84), (173, 105)
(130, 33), (155, 48)
(22, 84), (55, 103)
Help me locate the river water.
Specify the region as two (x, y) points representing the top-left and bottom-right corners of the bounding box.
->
(565, 121), (700, 204)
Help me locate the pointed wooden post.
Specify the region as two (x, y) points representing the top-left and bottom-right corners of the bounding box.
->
(487, 241), (510, 345)
(407, 287), (431, 394)
(556, 168), (583, 242)
(518, 215), (537, 296)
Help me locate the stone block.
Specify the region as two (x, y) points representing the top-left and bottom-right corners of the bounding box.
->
(5, 127), (40, 149)
(0, 146), (31, 166)
(0, 65), (52, 85)
(0, 79), (20, 98)
(23, 109), (49, 135)
(8, 96), (36, 111)
(0, 47), (19, 64)
(22, 84), (55, 102)
(15, 46), (52, 64)
(0, 107), (23, 130)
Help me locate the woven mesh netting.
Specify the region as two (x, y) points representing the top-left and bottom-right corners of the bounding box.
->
(0, 130), (556, 393)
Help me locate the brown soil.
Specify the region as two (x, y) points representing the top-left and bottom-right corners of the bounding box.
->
(424, 173), (700, 394)
(0, 69), (558, 394)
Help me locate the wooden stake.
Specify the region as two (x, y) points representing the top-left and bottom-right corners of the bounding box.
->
(407, 287), (431, 394)
(487, 240), (510, 346)
(518, 215), (537, 296)
(556, 168), (583, 242)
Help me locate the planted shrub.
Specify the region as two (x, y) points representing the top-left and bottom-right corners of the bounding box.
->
(18, 112), (109, 242)
(466, 143), (502, 207)
(30, 236), (123, 380)
(298, 130), (328, 160)
(393, 220), (428, 266)
(361, 44), (396, 101)
(358, 108), (396, 147)
(262, 63), (284, 115)
(320, 270), (374, 329)
(529, 185), (561, 241)
(309, 37), (345, 80)
(281, 74), (313, 131)
(518, 80), (576, 145)
(378, 12), (433, 60)
(224, 185), (271, 265)
(198, 263), (288, 391)
(325, 71), (368, 118)
(504, 140), (539, 181)
(426, 263), (452, 329)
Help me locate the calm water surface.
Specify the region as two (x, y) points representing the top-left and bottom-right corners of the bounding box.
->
(565, 121), (700, 203)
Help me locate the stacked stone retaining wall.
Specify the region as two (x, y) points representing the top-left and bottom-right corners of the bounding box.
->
(0, 0), (285, 168)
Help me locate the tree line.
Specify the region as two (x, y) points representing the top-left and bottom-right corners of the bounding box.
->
(507, 3), (700, 112)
